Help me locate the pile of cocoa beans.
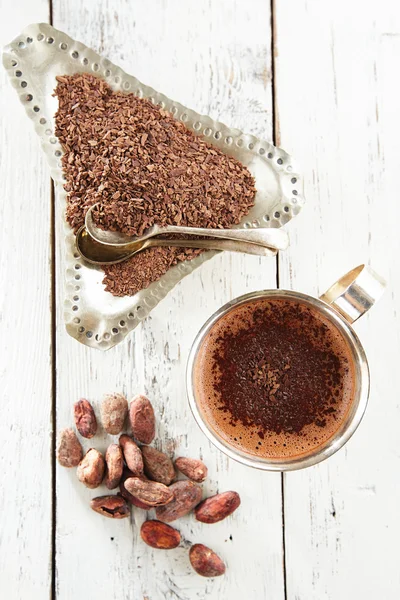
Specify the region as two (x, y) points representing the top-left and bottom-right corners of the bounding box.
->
(57, 393), (240, 578)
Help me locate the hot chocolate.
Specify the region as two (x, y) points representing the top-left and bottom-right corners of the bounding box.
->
(194, 296), (355, 460)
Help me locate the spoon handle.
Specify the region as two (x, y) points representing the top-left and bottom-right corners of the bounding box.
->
(85, 204), (289, 250)
(160, 224), (289, 250)
(146, 237), (277, 257)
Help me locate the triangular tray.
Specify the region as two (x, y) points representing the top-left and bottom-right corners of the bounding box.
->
(3, 23), (304, 350)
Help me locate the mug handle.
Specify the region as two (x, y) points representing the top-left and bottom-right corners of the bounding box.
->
(319, 264), (386, 324)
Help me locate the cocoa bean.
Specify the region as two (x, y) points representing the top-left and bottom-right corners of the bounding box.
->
(129, 394), (155, 444)
(140, 520), (181, 549)
(142, 446), (175, 485)
(101, 393), (128, 435)
(77, 448), (105, 489)
(195, 491), (241, 524)
(124, 477), (173, 506)
(189, 544), (226, 577)
(174, 457), (208, 483)
(73, 398), (97, 439)
(119, 434), (144, 476)
(155, 481), (202, 523)
(57, 428), (83, 467)
(90, 495), (130, 519)
(105, 443), (124, 490)
(119, 469), (153, 509)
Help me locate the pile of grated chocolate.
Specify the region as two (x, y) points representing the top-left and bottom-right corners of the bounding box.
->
(54, 73), (256, 296)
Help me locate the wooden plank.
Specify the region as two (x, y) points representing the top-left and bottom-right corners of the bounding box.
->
(275, 1), (400, 598)
(0, 3), (52, 598)
(53, 1), (285, 598)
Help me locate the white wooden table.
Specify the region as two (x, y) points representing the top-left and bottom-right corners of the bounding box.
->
(1, 1), (399, 598)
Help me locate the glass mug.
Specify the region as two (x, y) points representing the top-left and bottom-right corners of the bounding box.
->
(187, 265), (385, 471)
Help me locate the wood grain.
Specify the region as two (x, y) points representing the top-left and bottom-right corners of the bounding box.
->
(0, 2), (52, 598)
(52, 1), (284, 599)
(275, 1), (400, 598)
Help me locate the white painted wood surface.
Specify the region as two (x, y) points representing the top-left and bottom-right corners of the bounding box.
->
(0, 1), (52, 598)
(276, 1), (400, 598)
(1, 0), (400, 599)
(53, 2), (283, 600)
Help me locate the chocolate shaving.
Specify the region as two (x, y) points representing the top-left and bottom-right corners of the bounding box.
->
(54, 73), (256, 296)
(212, 300), (350, 435)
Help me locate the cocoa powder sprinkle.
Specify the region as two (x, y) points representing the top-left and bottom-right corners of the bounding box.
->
(211, 299), (351, 436)
(54, 73), (256, 296)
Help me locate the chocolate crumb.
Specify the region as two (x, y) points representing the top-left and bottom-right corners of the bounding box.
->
(211, 299), (351, 436)
(54, 73), (256, 296)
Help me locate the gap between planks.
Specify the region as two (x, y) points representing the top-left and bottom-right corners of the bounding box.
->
(51, 178), (57, 599)
(50, 4), (56, 599)
(270, 0), (288, 597)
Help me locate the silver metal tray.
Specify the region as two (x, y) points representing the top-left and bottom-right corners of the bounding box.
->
(2, 23), (305, 351)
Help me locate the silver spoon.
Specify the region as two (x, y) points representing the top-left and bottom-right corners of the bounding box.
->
(85, 203), (289, 250)
(76, 226), (279, 265)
